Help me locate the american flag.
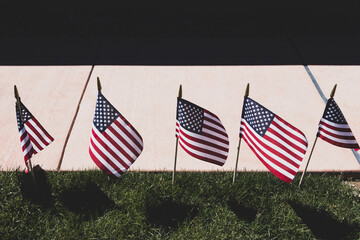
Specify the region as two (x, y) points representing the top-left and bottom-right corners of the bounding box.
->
(175, 98), (229, 166)
(89, 92), (144, 177)
(16, 101), (54, 170)
(240, 97), (308, 183)
(318, 98), (359, 149)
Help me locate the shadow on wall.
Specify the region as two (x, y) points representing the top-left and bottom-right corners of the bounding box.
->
(0, 0), (360, 65)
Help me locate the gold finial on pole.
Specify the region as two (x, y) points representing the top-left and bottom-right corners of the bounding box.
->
(245, 83), (250, 97)
(330, 84), (337, 98)
(97, 77), (102, 92)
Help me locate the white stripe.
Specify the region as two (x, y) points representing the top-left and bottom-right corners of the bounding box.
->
(178, 137), (226, 164)
(273, 117), (307, 143)
(241, 120), (302, 165)
(89, 142), (122, 177)
(24, 124), (46, 150)
(240, 131), (295, 179)
(28, 119), (52, 144)
(319, 124), (355, 137)
(22, 141), (33, 157)
(241, 124), (299, 172)
(178, 127), (228, 157)
(202, 127), (229, 142)
(267, 131), (305, 160)
(92, 125), (132, 166)
(204, 112), (223, 125)
(273, 118), (307, 151)
(105, 129), (138, 160)
(116, 118), (143, 147)
(109, 122), (142, 155)
(319, 131), (358, 144)
(91, 130), (129, 171)
(177, 121), (229, 149)
(321, 118), (353, 129)
(204, 113), (227, 133)
(268, 125), (307, 154)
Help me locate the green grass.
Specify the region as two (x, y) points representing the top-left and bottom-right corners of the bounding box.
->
(1, 170), (360, 239)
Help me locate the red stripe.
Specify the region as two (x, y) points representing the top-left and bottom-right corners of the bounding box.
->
(176, 122), (229, 146)
(107, 124), (142, 157)
(178, 141), (225, 166)
(26, 130), (44, 152)
(113, 119), (143, 151)
(241, 133), (293, 183)
(92, 129), (131, 169)
(264, 134), (302, 162)
(241, 122), (300, 168)
(318, 133), (360, 149)
(102, 130), (135, 164)
(319, 120), (352, 132)
(275, 116), (308, 146)
(31, 118), (54, 141)
(204, 114), (227, 130)
(89, 146), (122, 178)
(25, 121), (51, 147)
(203, 123), (228, 139)
(178, 126), (229, 152)
(90, 135), (125, 174)
(119, 114), (143, 142)
(271, 118), (307, 152)
(318, 127), (357, 140)
(178, 131), (228, 160)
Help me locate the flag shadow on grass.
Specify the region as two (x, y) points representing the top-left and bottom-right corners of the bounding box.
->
(19, 165), (53, 208)
(289, 201), (359, 240)
(146, 197), (199, 228)
(228, 198), (258, 223)
(59, 181), (115, 219)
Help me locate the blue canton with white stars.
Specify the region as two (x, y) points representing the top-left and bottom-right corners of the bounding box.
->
(177, 98), (204, 133)
(242, 97), (275, 137)
(93, 92), (120, 133)
(323, 98), (347, 124)
(15, 101), (33, 130)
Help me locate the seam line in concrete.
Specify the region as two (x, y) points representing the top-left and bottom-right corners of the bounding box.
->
(57, 38), (103, 171)
(56, 65), (94, 171)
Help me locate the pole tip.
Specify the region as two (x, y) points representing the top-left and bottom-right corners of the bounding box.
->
(245, 83), (250, 97)
(97, 77), (102, 92)
(330, 84), (337, 98)
(178, 84), (182, 98)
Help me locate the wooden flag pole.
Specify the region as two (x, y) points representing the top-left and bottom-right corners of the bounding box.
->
(172, 84), (182, 185)
(233, 83), (249, 183)
(299, 84), (337, 188)
(14, 85), (36, 184)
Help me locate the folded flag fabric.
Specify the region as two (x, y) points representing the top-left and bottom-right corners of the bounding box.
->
(175, 98), (229, 166)
(89, 92), (144, 177)
(317, 97), (359, 149)
(15, 101), (54, 171)
(240, 97), (308, 183)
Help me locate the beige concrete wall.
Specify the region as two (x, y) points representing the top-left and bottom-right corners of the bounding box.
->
(1, 65), (360, 172)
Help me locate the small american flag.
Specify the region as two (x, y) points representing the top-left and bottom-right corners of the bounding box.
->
(318, 98), (359, 149)
(16, 101), (54, 170)
(240, 97), (308, 183)
(175, 98), (229, 166)
(89, 92), (144, 178)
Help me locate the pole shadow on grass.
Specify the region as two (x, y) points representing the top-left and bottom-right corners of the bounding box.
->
(146, 197), (199, 229)
(19, 165), (53, 208)
(227, 198), (258, 223)
(289, 201), (359, 240)
(59, 181), (115, 220)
